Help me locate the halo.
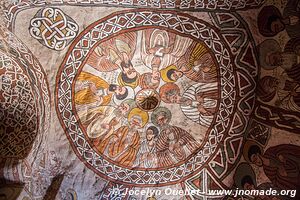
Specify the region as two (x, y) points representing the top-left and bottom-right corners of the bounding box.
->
(160, 65), (178, 83)
(128, 107), (149, 128)
(150, 106), (172, 127)
(144, 122), (161, 134)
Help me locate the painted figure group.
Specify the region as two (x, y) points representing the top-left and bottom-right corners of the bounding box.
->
(257, 0), (300, 112)
(74, 28), (219, 168)
(232, 140), (300, 200)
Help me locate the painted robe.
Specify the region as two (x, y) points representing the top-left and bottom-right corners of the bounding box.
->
(141, 29), (192, 69)
(78, 106), (122, 139)
(283, 38), (300, 83)
(181, 82), (218, 127)
(283, 0), (300, 39)
(133, 140), (157, 168)
(176, 41), (218, 83)
(94, 126), (140, 167)
(75, 72), (112, 106)
(263, 144), (300, 192)
(155, 126), (199, 168)
(86, 32), (137, 71)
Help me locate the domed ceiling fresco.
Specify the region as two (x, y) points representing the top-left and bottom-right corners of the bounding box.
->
(0, 0), (299, 199)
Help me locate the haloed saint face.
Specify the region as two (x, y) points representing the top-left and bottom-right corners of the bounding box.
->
(267, 52), (283, 66)
(268, 77), (280, 90)
(166, 90), (181, 104)
(170, 70), (183, 81)
(156, 113), (168, 126)
(193, 53), (213, 73)
(151, 71), (160, 83)
(123, 62), (138, 79)
(167, 93), (180, 103)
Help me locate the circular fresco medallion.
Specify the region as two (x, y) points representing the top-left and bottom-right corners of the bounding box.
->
(55, 10), (250, 186)
(73, 28), (220, 169)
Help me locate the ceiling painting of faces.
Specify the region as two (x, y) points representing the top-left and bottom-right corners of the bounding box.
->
(56, 10), (257, 187)
(74, 28), (219, 169)
(7, 0), (300, 198)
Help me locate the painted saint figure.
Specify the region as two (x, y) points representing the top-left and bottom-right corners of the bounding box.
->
(79, 106), (119, 139)
(257, 75), (300, 112)
(139, 57), (161, 89)
(117, 60), (140, 89)
(79, 99), (136, 139)
(85, 32), (140, 89)
(75, 72), (128, 106)
(159, 82), (218, 127)
(258, 39), (300, 83)
(133, 125), (159, 168)
(86, 32), (137, 71)
(257, 1), (300, 38)
(151, 107), (200, 167)
(95, 108), (149, 167)
(233, 163), (289, 200)
(141, 29), (192, 70)
(243, 141), (300, 194)
(160, 41), (217, 83)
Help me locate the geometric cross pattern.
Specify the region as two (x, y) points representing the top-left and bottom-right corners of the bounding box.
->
(29, 7), (79, 51)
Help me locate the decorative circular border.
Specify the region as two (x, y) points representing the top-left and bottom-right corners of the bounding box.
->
(3, 0), (265, 32)
(56, 9), (237, 186)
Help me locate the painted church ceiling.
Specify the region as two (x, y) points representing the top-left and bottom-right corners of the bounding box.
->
(0, 0), (299, 199)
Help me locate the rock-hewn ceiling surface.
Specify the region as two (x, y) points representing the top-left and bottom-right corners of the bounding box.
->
(0, 0), (299, 199)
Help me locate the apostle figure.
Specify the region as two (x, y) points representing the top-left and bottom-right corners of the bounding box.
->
(174, 41), (217, 83)
(243, 140), (300, 194)
(133, 125), (159, 168)
(80, 106), (118, 139)
(95, 108), (149, 167)
(233, 163), (289, 200)
(151, 107), (199, 167)
(160, 41), (217, 83)
(138, 71), (160, 89)
(117, 60), (140, 89)
(283, 0), (300, 38)
(75, 72), (128, 106)
(258, 39), (300, 83)
(159, 82), (218, 127)
(257, 75), (300, 112)
(85, 32), (140, 89)
(79, 99), (136, 139)
(257, 2), (300, 38)
(256, 76), (279, 103)
(86, 32), (137, 71)
(160, 65), (184, 83)
(139, 57), (161, 89)
(140, 28), (192, 70)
